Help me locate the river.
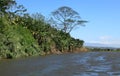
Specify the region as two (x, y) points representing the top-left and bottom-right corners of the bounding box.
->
(0, 52), (120, 76)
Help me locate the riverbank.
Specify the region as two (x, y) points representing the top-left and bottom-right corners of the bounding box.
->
(0, 16), (84, 59)
(0, 0), (85, 59)
(86, 47), (120, 52)
(45, 47), (88, 55)
(0, 46), (88, 60)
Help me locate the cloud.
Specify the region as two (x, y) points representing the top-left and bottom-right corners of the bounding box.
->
(100, 36), (111, 40)
(88, 35), (120, 47)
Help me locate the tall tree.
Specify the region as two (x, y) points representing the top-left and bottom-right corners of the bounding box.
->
(50, 6), (87, 33)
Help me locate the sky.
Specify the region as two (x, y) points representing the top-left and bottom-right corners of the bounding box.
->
(16, 0), (120, 47)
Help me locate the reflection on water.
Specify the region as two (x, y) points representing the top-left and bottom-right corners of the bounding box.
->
(0, 52), (120, 76)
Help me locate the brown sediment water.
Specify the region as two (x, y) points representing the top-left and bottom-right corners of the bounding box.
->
(0, 52), (120, 76)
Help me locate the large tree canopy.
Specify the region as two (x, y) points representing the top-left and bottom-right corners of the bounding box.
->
(50, 6), (87, 33)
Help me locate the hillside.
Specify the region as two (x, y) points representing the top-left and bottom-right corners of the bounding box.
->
(0, 15), (84, 59)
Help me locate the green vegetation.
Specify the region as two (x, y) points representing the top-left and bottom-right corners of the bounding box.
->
(86, 47), (120, 52)
(0, 0), (85, 59)
(0, 17), (43, 59)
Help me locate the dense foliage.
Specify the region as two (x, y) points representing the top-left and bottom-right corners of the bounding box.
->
(0, 0), (16, 13)
(0, 0), (84, 59)
(0, 17), (43, 59)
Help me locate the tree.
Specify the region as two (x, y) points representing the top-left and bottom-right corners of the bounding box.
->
(0, 0), (28, 26)
(0, 0), (27, 17)
(50, 6), (87, 33)
(0, 0), (16, 14)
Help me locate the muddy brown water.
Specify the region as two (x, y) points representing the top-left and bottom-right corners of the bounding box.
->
(0, 52), (120, 76)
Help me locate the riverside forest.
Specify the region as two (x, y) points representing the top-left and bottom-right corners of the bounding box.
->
(0, 0), (87, 59)
(1, 1), (120, 76)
